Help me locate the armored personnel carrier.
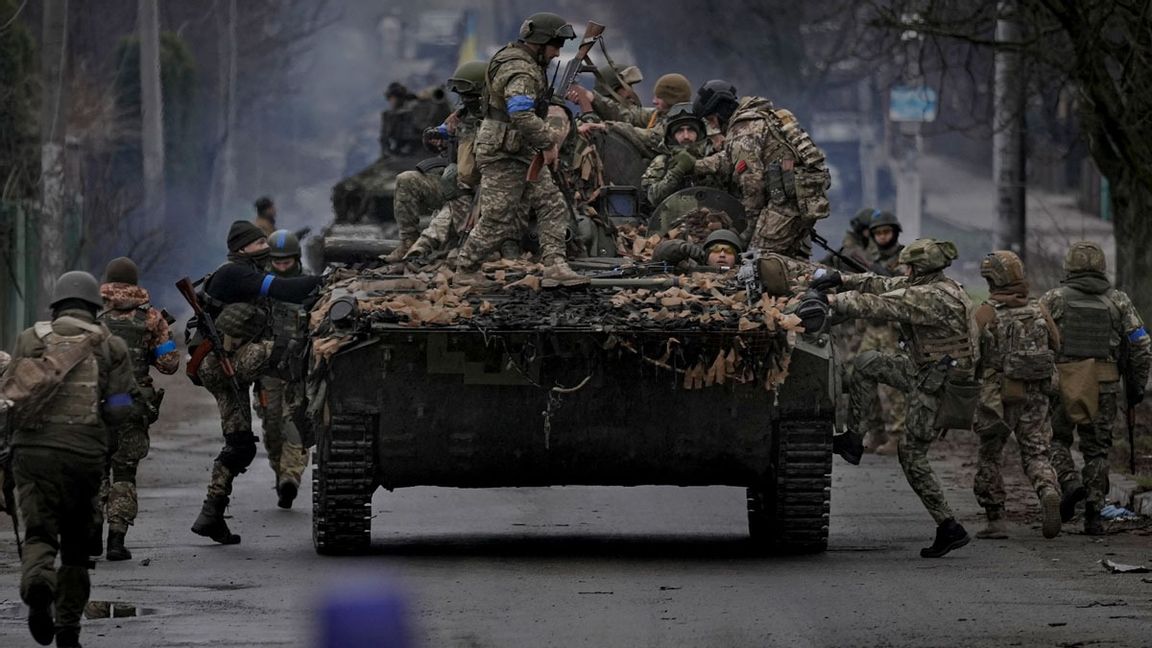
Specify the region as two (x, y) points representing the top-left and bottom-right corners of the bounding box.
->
(304, 251), (838, 556)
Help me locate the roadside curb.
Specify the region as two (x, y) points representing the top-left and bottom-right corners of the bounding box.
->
(1108, 473), (1152, 515)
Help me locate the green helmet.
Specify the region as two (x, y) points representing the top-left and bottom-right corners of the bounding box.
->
(980, 250), (1026, 289)
(448, 60), (487, 97)
(703, 229), (744, 253)
(595, 63), (642, 93)
(868, 210), (902, 234)
(269, 229), (301, 258)
(1064, 241), (1106, 274)
(850, 208), (877, 235)
(663, 102), (705, 147)
(898, 238), (958, 273)
(518, 13), (576, 45)
(50, 271), (103, 309)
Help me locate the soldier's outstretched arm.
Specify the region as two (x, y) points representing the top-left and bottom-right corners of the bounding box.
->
(209, 264), (322, 305)
(505, 74), (556, 152)
(831, 289), (941, 327)
(841, 273), (909, 295)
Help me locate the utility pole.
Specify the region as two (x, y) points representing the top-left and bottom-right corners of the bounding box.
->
(993, 1), (1027, 259)
(39, 0), (69, 316)
(138, 0), (165, 230)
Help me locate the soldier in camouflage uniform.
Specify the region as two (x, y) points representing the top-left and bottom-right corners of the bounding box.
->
(692, 80), (831, 258)
(10, 271), (136, 647)
(971, 251), (1062, 539)
(93, 257), (180, 562)
(856, 212), (908, 454)
(640, 103), (731, 207)
(576, 72), (693, 160)
(566, 63), (651, 128)
(388, 162), (447, 259)
(255, 231), (311, 509)
(253, 196), (277, 236)
(453, 12), (584, 285)
(189, 221), (322, 544)
(1040, 241), (1152, 534)
(818, 238), (974, 557)
(820, 208), (874, 270)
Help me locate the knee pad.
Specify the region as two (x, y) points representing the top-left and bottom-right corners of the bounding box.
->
(218, 433), (258, 474)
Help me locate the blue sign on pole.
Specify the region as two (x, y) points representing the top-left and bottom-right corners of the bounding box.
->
(889, 86), (938, 122)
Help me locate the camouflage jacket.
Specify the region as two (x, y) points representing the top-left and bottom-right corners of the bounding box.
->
(833, 271), (975, 370)
(640, 141), (731, 207)
(602, 109), (668, 158)
(100, 283), (181, 379)
(1039, 274), (1151, 389)
(476, 43), (557, 164)
(590, 91), (653, 128)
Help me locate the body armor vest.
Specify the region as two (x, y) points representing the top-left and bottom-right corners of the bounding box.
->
(985, 301), (1056, 382)
(101, 306), (153, 389)
(1058, 287), (1118, 360)
(907, 279), (975, 368)
(33, 323), (102, 427)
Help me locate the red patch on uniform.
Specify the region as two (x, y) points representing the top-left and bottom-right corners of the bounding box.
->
(735, 160), (748, 174)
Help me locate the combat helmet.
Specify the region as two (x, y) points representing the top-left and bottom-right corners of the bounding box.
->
(898, 238), (958, 274)
(980, 250), (1026, 289)
(663, 102), (705, 147)
(518, 13), (576, 45)
(269, 230), (301, 258)
(1063, 241), (1106, 274)
(448, 60), (487, 97)
(703, 229), (744, 254)
(50, 271), (103, 309)
(850, 208), (877, 237)
(868, 210), (902, 234)
(595, 63), (642, 94)
(694, 79), (739, 124)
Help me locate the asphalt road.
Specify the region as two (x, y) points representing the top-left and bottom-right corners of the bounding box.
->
(1, 372), (1150, 647)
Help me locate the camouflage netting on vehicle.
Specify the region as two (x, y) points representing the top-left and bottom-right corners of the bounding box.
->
(308, 259), (811, 391)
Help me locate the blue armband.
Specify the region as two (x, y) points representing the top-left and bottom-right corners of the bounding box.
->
(507, 95), (536, 114)
(259, 274), (275, 297)
(436, 124), (451, 137)
(153, 340), (177, 357)
(105, 393), (134, 408)
(1129, 326), (1148, 342)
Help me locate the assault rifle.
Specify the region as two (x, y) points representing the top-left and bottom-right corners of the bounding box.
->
(527, 21), (606, 182)
(810, 230), (870, 274)
(175, 277), (242, 401)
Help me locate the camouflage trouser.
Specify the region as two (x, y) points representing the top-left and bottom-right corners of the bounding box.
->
(456, 158), (568, 270)
(857, 322), (907, 442)
(394, 169), (445, 244)
(259, 376), (309, 485)
(410, 194), (473, 257)
(198, 341), (272, 500)
(851, 351), (955, 524)
(1050, 388), (1119, 509)
(13, 447), (103, 632)
(748, 206), (812, 257)
(96, 416), (151, 533)
(973, 385), (1060, 511)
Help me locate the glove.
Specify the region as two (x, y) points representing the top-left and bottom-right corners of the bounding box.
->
(671, 151), (696, 176)
(796, 290), (830, 334)
(809, 268), (842, 292)
(653, 239), (704, 265)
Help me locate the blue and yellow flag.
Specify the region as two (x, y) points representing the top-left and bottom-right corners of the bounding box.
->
(457, 10), (478, 67)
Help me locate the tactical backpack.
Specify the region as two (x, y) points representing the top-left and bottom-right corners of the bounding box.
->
(768, 108), (831, 221)
(992, 303), (1057, 382)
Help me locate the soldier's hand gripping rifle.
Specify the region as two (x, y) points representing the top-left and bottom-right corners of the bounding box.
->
(527, 21), (606, 182)
(176, 277), (243, 401)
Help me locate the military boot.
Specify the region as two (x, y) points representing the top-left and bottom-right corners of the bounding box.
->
(54, 628), (81, 648)
(975, 508), (1009, 539)
(191, 496), (241, 545)
(1040, 490), (1062, 539)
(1060, 483), (1086, 522)
(25, 581), (55, 645)
(384, 240), (413, 263)
(86, 525), (102, 557)
(873, 436), (900, 456)
(542, 260), (589, 286)
(1083, 504), (1105, 536)
(832, 431), (864, 465)
(105, 529), (132, 561)
(920, 519), (971, 558)
(277, 476), (299, 509)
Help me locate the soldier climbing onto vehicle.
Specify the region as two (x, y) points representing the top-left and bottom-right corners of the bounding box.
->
(692, 80), (832, 258)
(814, 238), (977, 558)
(7, 271), (136, 647)
(452, 12), (586, 285)
(187, 221), (322, 545)
(1040, 241), (1151, 534)
(92, 256), (180, 562)
(971, 251), (1063, 540)
(640, 103), (732, 206)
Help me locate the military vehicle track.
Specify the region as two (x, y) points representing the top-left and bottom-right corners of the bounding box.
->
(747, 418), (833, 553)
(312, 414), (375, 555)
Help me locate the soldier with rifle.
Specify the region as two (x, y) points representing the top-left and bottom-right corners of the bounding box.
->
(180, 221), (321, 545)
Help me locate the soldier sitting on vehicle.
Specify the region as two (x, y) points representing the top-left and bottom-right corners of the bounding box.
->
(575, 72), (693, 157)
(640, 103), (731, 207)
(652, 228), (743, 271)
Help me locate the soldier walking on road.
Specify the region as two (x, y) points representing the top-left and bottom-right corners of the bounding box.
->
(255, 231), (312, 509)
(93, 257), (180, 561)
(817, 238), (976, 557)
(8, 272), (136, 647)
(452, 12), (584, 284)
(971, 251), (1062, 539)
(1040, 241), (1151, 534)
(188, 221), (321, 544)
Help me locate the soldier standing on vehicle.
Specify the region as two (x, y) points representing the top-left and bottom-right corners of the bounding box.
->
(640, 103), (731, 206)
(255, 231), (312, 509)
(692, 80), (832, 258)
(253, 196), (277, 236)
(452, 12), (584, 285)
(817, 238), (976, 557)
(971, 251), (1063, 539)
(92, 257), (180, 561)
(188, 221), (322, 544)
(1040, 241), (1151, 534)
(9, 271), (136, 647)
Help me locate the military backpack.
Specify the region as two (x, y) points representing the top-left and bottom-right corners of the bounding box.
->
(986, 302), (1056, 382)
